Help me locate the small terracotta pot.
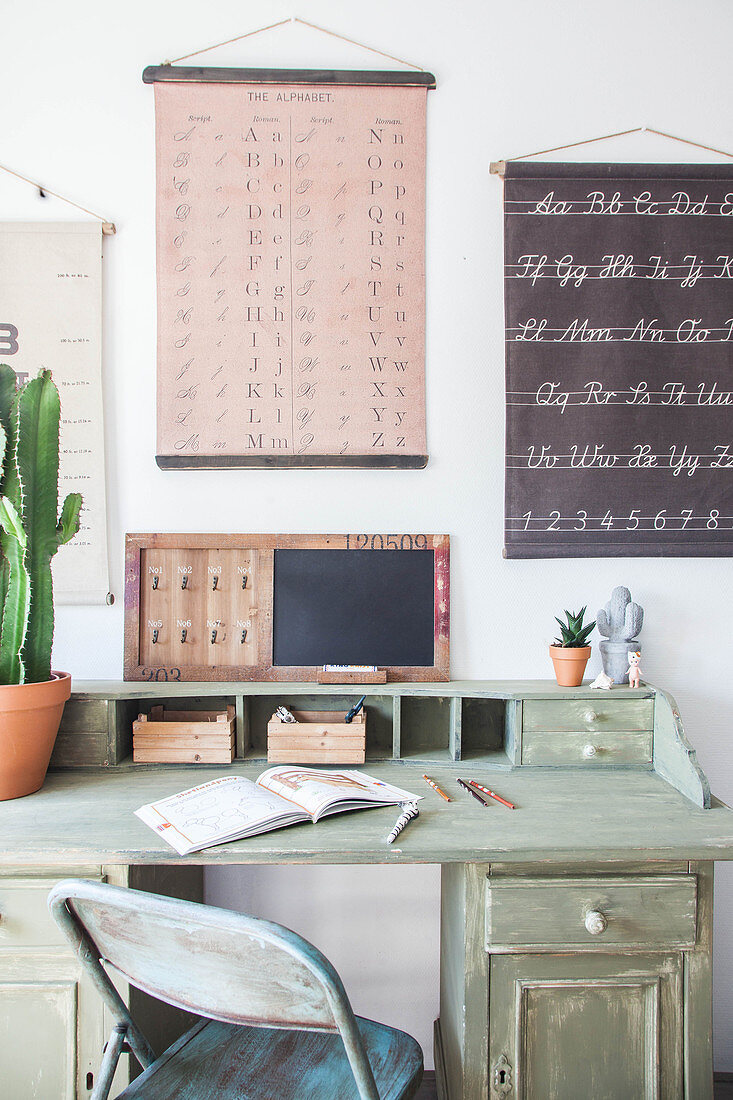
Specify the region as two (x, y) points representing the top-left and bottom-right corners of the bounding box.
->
(549, 646), (591, 688)
(0, 671), (71, 801)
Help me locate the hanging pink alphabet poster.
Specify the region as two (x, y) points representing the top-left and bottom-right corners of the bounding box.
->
(145, 67), (435, 468)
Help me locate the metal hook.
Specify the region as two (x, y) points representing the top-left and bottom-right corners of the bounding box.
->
(152, 629), (159, 645)
(212, 575), (219, 591)
(180, 628), (187, 644)
(241, 575), (248, 589)
(152, 576), (159, 590)
(210, 629), (217, 644)
(181, 575), (188, 590)
(240, 629), (247, 643)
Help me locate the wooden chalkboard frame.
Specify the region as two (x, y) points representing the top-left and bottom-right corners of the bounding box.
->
(124, 533), (449, 682)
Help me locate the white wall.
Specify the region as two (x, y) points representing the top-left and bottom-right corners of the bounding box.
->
(3, 0), (733, 1070)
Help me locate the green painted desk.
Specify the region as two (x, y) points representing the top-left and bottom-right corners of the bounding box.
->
(2, 680), (732, 1099)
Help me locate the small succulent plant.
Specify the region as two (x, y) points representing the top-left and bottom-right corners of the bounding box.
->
(553, 607), (596, 649)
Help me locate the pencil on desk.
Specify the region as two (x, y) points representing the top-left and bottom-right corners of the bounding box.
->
(468, 780), (515, 810)
(387, 801), (420, 843)
(456, 777), (489, 807)
(422, 774), (451, 801)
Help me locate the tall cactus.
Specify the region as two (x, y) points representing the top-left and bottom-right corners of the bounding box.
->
(0, 366), (82, 684)
(597, 586), (644, 642)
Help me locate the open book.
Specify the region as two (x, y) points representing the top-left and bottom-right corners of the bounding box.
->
(135, 766), (421, 855)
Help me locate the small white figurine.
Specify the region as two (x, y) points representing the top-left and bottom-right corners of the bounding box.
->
(590, 671), (614, 690)
(627, 651), (643, 689)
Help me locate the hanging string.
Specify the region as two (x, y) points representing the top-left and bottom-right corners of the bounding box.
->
(491, 126), (733, 175)
(643, 126), (733, 160)
(291, 18), (424, 70)
(165, 15), (425, 71)
(167, 18), (291, 64)
(0, 160), (115, 234)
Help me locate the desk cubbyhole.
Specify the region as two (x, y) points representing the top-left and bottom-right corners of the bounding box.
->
(460, 698), (509, 764)
(399, 696), (452, 761)
(244, 694), (393, 762)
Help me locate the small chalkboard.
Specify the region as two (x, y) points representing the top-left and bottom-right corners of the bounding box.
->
(273, 549), (436, 667)
(124, 533), (450, 682)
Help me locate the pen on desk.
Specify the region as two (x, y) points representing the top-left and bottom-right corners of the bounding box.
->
(456, 778), (489, 807)
(468, 780), (515, 810)
(422, 774), (451, 801)
(344, 695), (367, 724)
(387, 801), (420, 843)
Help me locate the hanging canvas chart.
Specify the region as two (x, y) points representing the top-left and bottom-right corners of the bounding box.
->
(145, 66), (435, 467)
(503, 162), (733, 557)
(0, 222), (110, 602)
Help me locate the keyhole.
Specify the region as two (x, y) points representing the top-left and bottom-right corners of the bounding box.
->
(212, 576), (219, 591)
(499, 1071), (506, 1084)
(181, 576), (188, 590)
(86, 1072), (94, 1090)
(152, 576), (159, 590)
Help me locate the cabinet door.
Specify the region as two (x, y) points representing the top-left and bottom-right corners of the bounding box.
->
(0, 873), (108, 1099)
(0, 956), (106, 1099)
(489, 952), (683, 1100)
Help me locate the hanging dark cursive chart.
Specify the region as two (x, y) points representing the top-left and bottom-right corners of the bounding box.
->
(145, 67), (434, 468)
(503, 162), (733, 556)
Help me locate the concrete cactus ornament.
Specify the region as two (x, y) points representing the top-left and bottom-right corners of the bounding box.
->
(597, 586), (644, 685)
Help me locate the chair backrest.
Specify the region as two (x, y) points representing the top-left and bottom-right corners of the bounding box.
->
(48, 879), (355, 1032)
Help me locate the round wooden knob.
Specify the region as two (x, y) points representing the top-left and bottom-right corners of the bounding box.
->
(585, 910), (608, 935)
(584, 709), (598, 723)
(582, 744), (598, 758)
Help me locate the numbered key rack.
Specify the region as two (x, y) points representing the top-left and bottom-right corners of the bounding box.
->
(124, 533), (449, 682)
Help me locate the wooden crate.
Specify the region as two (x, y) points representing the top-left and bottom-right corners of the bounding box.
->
(267, 709), (366, 765)
(133, 705), (235, 764)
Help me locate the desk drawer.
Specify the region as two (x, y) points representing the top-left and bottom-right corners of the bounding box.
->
(522, 729), (652, 766)
(485, 875), (697, 952)
(0, 875), (102, 950)
(523, 698), (654, 734)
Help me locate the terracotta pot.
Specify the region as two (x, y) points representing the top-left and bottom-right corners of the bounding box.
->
(549, 646), (591, 688)
(0, 671), (71, 801)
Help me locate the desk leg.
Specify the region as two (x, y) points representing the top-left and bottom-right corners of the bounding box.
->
(685, 861), (714, 1099)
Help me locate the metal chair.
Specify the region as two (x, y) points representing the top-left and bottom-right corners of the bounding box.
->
(48, 879), (423, 1100)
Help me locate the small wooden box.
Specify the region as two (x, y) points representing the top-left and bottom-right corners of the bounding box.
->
(267, 709), (366, 765)
(132, 705), (235, 764)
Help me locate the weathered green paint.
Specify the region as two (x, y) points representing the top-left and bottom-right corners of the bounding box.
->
(0, 864), (203, 1099)
(7, 760), (733, 868)
(654, 688), (711, 809)
(521, 729), (653, 767)
(438, 861), (706, 1100)
(50, 681), (706, 810)
(522, 696), (654, 733)
(4, 681), (729, 1099)
(485, 874), (697, 950)
(489, 951), (683, 1099)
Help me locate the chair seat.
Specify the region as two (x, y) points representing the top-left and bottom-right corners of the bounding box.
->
(118, 1014), (423, 1100)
